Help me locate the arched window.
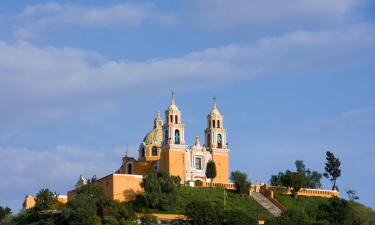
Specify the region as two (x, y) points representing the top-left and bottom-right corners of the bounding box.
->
(141, 148), (146, 157)
(195, 157), (202, 170)
(217, 133), (222, 148)
(164, 130), (169, 144)
(175, 129), (180, 144)
(213, 120), (216, 128)
(217, 120), (220, 128)
(207, 134), (211, 147)
(175, 115), (178, 124)
(127, 163), (132, 174)
(152, 146), (158, 156)
(170, 115), (173, 123)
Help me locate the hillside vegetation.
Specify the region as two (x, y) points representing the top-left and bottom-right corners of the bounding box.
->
(133, 186), (272, 218)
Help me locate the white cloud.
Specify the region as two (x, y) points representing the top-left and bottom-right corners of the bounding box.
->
(0, 145), (127, 212)
(185, 0), (366, 29)
(14, 3), (175, 38)
(0, 24), (374, 123)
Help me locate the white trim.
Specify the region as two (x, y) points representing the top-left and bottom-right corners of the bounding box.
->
(113, 174), (144, 179)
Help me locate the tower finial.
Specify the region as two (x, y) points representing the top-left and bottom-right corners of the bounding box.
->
(156, 110), (161, 119)
(213, 97), (217, 110)
(171, 91), (175, 105)
(194, 136), (201, 147)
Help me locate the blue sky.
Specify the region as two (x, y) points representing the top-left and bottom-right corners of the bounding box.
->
(0, 0), (374, 212)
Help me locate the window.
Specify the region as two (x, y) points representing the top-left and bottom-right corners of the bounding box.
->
(217, 120), (220, 128)
(207, 134), (211, 147)
(170, 115), (173, 123)
(175, 115), (178, 123)
(213, 120), (216, 128)
(152, 146), (158, 156)
(141, 148), (145, 157)
(175, 129), (180, 144)
(195, 157), (202, 170)
(127, 163), (132, 174)
(217, 133), (223, 148)
(164, 130), (169, 144)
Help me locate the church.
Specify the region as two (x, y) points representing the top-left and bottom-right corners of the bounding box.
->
(65, 94), (231, 202)
(116, 93), (229, 184)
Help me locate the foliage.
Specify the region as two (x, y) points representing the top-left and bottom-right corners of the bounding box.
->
(185, 200), (222, 225)
(346, 189), (359, 202)
(276, 195), (375, 225)
(271, 160), (322, 193)
(185, 200), (259, 225)
(323, 151), (341, 191)
(34, 188), (58, 211)
(222, 210), (257, 225)
(171, 175), (182, 187)
(140, 170), (178, 210)
(139, 215), (158, 225)
(295, 160), (323, 189)
(317, 197), (361, 225)
(267, 208), (312, 225)
(205, 160), (217, 184)
(58, 184), (135, 225)
(230, 170), (251, 197)
(59, 184), (111, 225)
(0, 206), (12, 222)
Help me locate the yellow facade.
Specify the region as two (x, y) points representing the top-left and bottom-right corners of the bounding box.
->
(68, 174), (143, 202)
(23, 195), (67, 210)
(212, 152), (229, 183)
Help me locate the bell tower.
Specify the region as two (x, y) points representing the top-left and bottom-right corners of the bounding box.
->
(160, 93), (186, 182)
(205, 98), (229, 183)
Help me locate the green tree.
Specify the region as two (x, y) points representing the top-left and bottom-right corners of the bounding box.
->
(271, 160), (322, 190)
(268, 208), (312, 225)
(323, 151), (341, 191)
(0, 206), (12, 222)
(140, 170), (178, 209)
(346, 189), (359, 202)
(34, 188), (58, 211)
(205, 160), (217, 186)
(222, 210), (257, 225)
(230, 170), (251, 197)
(59, 184), (111, 225)
(185, 200), (222, 225)
(318, 197), (361, 225)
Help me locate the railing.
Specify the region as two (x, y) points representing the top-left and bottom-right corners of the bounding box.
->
(193, 181), (236, 190)
(259, 184), (339, 198)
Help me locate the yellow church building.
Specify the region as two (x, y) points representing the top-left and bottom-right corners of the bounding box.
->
(65, 94), (230, 202)
(117, 94), (229, 184)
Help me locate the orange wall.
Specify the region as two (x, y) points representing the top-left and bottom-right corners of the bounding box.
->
(23, 195), (67, 210)
(163, 149), (185, 180)
(112, 174), (143, 201)
(212, 153), (229, 183)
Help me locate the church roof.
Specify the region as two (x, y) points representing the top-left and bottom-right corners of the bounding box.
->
(210, 97), (221, 116)
(143, 127), (162, 145)
(168, 92), (180, 111)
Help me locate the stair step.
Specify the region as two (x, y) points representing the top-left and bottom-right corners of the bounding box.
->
(251, 192), (283, 217)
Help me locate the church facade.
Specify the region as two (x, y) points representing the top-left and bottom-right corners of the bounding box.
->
(117, 94), (229, 184)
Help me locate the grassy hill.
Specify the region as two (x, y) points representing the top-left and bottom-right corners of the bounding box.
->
(276, 195), (375, 224)
(134, 186), (272, 219)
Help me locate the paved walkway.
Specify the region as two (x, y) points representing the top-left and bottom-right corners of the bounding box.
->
(251, 192), (283, 217)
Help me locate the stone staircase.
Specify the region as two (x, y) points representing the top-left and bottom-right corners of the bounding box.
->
(251, 192), (283, 217)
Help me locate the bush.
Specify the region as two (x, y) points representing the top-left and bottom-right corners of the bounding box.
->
(222, 210), (257, 225)
(230, 170), (251, 197)
(140, 171), (178, 210)
(185, 200), (222, 225)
